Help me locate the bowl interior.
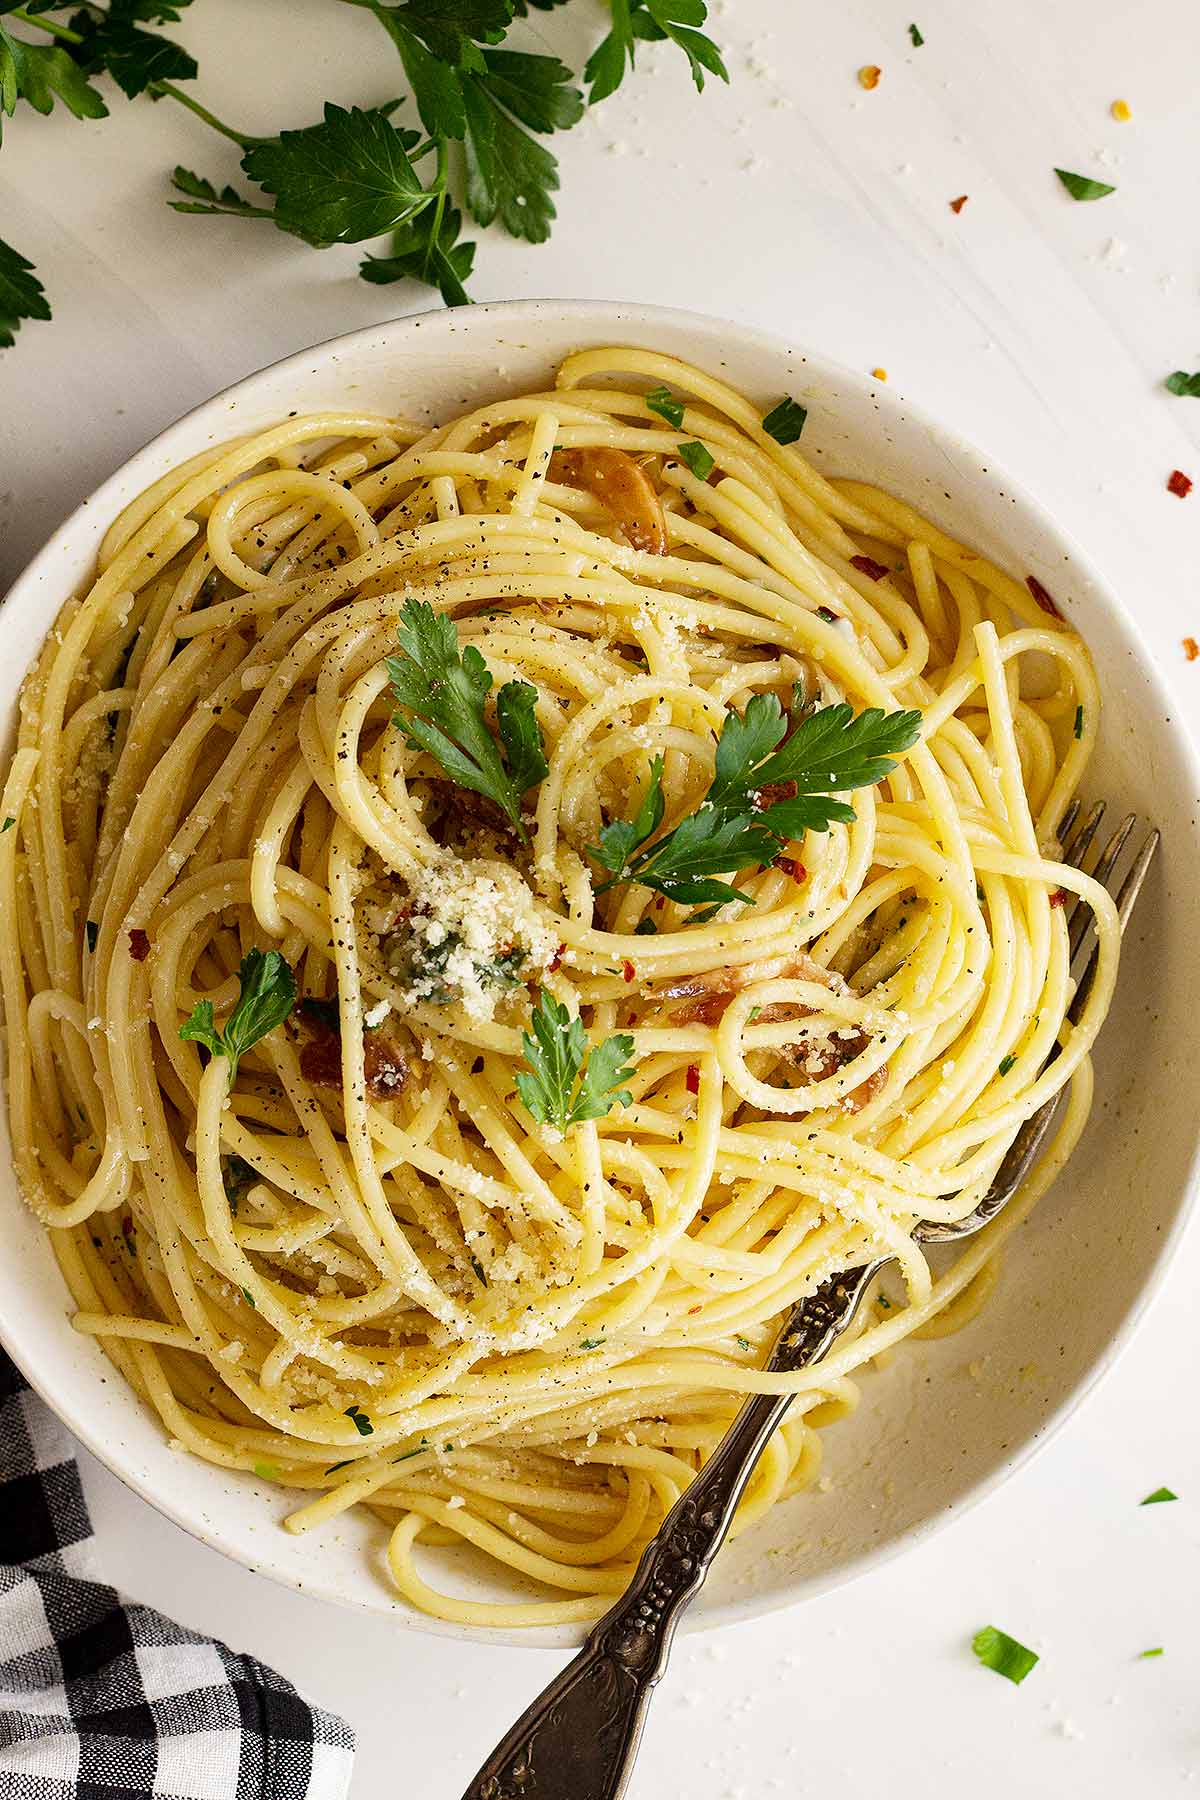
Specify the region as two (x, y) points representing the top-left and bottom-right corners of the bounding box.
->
(1, 300), (1197, 1649)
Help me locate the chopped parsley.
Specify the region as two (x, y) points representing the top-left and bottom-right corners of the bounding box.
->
(908, 23), (924, 46)
(676, 439), (715, 480)
(972, 1625), (1039, 1685)
(761, 396), (808, 444)
(1054, 168), (1116, 202)
(1165, 371), (1200, 398)
(253, 1460), (281, 1481)
(633, 917), (658, 935)
(997, 1054), (1017, 1077)
(515, 989), (635, 1132)
(645, 383), (685, 427)
(578, 1335), (605, 1350)
(1, 816), (14, 833)
(1073, 704), (1084, 740)
(1139, 1647), (1164, 1659)
(1140, 1486), (1177, 1505)
(345, 1405), (375, 1437)
(241, 1287), (256, 1308)
(735, 1334), (751, 1350)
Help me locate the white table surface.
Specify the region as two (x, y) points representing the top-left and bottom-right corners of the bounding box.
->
(3, 2), (1200, 1795)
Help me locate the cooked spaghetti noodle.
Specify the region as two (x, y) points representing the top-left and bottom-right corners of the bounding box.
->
(0, 349), (1119, 1628)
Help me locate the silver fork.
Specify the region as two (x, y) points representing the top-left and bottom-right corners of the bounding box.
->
(462, 805), (1159, 1800)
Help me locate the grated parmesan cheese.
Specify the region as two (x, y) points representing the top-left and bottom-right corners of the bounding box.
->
(398, 857), (558, 1023)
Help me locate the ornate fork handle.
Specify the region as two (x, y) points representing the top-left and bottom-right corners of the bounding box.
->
(462, 1263), (879, 1800)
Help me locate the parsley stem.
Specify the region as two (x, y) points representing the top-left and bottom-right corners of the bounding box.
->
(150, 83), (268, 150)
(8, 8), (85, 41)
(423, 140), (450, 277)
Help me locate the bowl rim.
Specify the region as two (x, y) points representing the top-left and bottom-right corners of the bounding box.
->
(3, 296), (1199, 1645)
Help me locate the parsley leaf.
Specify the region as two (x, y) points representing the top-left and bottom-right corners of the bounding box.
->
(66, 5), (198, 101)
(386, 597), (547, 841)
(761, 396), (808, 444)
(1054, 167), (1116, 202)
(0, 234), (50, 347)
(589, 696), (920, 909)
(169, 166), (270, 221)
(479, 48), (582, 132)
(179, 947), (297, 1087)
(676, 439), (714, 480)
(0, 22), (108, 137)
(591, 754), (665, 879)
(241, 104), (429, 246)
(351, 0), (510, 73)
(645, 384), (685, 427)
(461, 72), (560, 241)
(972, 1626), (1039, 1686)
(357, 0), (488, 139)
(360, 199), (475, 307)
(515, 989), (635, 1132)
(1165, 370), (1200, 398)
(586, 0), (727, 104)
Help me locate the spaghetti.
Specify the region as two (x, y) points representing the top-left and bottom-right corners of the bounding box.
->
(0, 348), (1119, 1628)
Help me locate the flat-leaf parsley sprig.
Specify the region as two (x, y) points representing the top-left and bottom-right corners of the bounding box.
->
(588, 691), (921, 911)
(515, 989), (636, 1133)
(386, 597), (549, 843)
(179, 947), (297, 1087)
(0, 0), (727, 343)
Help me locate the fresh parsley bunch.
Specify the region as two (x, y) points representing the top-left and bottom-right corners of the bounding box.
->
(386, 596), (549, 843)
(0, 0), (727, 345)
(588, 691), (922, 911)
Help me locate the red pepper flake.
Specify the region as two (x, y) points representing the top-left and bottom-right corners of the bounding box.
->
(687, 1304), (702, 1315)
(685, 1063), (700, 1095)
(858, 63), (881, 89)
(128, 928), (150, 961)
(1049, 887), (1068, 908)
(120, 1213), (134, 1240)
(1167, 469), (1193, 499)
(850, 553), (889, 582)
(949, 194), (969, 213)
(547, 943), (566, 974)
(1183, 637), (1199, 662)
(622, 959), (636, 983)
(1025, 575), (1062, 619)
(774, 857), (807, 884)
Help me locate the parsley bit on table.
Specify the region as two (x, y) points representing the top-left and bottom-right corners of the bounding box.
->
(972, 1626), (1039, 1685)
(1054, 167), (1116, 202)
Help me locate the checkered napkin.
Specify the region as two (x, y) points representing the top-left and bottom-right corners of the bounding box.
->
(0, 1352), (355, 1800)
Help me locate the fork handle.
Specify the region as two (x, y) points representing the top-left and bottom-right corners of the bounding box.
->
(461, 1261), (879, 1800)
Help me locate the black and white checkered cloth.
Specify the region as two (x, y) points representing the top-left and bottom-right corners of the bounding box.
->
(0, 1352), (355, 1800)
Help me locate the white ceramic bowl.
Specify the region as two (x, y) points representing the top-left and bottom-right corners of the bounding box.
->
(2, 301), (1198, 1650)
